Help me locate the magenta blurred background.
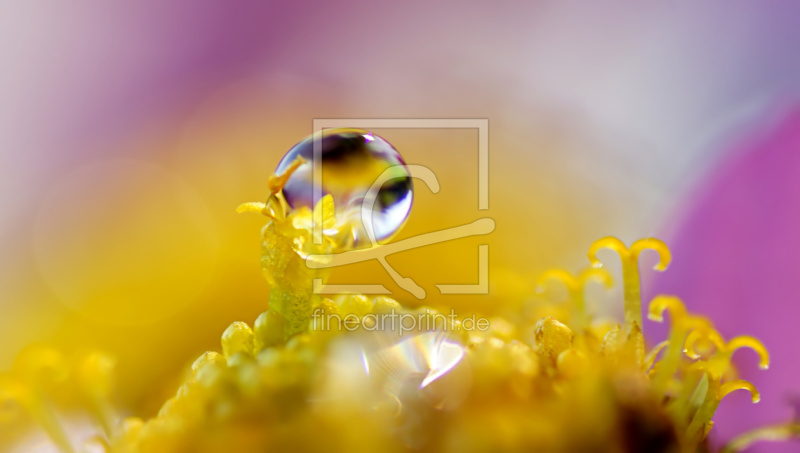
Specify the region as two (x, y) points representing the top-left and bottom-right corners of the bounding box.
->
(2, 2), (799, 451)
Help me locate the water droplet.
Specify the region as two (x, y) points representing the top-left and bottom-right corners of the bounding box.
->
(361, 330), (466, 391)
(275, 128), (413, 249)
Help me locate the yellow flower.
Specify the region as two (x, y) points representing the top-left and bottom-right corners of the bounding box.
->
(2, 161), (795, 453)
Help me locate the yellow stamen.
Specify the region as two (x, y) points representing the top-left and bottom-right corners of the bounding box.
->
(599, 324), (621, 361)
(673, 366), (710, 425)
(236, 201), (268, 214)
(684, 328), (725, 359)
(721, 422), (800, 452)
(685, 327), (770, 379)
(647, 295), (711, 396)
(647, 294), (688, 323)
(727, 336), (770, 370)
(267, 155), (306, 194)
(721, 380), (761, 403)
(74, 352), (117, 438)
(588, 237), (671, 338)
(11, 347), (75, 453)
(557, 347), (588, 378)
(687, 375), (761, 443)
(237, 156), (306, 220)
(536, 267), (613, 332)
(310, 194), (337, 230)
(643, 340), (669, 372)
(532, 317), (574, 364)
(221, 322), (255, 359)
(254, 310), (288, 350)
(191, 352), (227, 376)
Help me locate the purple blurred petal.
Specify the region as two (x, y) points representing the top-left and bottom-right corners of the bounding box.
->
(651, 109), (800, 452)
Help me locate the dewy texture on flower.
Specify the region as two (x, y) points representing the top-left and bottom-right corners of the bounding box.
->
(1, 158), (794, 453)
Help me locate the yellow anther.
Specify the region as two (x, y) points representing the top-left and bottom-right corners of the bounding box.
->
(191, 351), (227, 377)
(588, 237), (670, 337)
(221, 321), (255, 359)
(254, 310), (287, 351)
(721, 380), (761, 403)
(533, 317), (574, 364)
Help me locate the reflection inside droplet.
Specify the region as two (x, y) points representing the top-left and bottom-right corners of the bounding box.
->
(361, 330), (465, 391)
(275, 128), (413, 249)
(316, 326), (471, 449)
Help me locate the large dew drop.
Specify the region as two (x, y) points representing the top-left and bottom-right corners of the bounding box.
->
(275, 128), (413, 249)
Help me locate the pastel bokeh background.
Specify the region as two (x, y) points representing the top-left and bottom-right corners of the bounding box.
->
(1, 2), (799, 451)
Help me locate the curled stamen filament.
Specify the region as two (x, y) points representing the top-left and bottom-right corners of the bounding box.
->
(588, 237), (670, 339)
(721, 380), (761, 403)
(536, 267), (613, 332)
(685, 328), (770, 379)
